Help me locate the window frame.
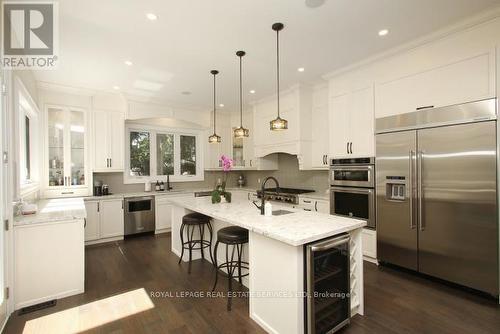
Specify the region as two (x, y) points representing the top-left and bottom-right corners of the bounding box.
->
(15, 77), (40, 197)
(124, 123), (204, 184)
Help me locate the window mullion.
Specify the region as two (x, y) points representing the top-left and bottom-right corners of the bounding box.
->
(150, 130), (157, 179)
(174, 134), (181, 177)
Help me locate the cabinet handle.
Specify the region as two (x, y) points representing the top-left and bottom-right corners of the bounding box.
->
(84, 218), (87, 228)
(250, 160), (253, 167)
(97, 202), (100, 212)
(61, 191), (74, 195)
(110, 158), (112, 168)
(303, 200), (312, 204)
(304, 208), (312, 212)
(315, 201), (318, 211)
(122, 200), (124, 209)
(107, 158), (109, 167)
(350, 142), (353, 154)
(346, 142), (349, 154)
(416, 105), (434, 111)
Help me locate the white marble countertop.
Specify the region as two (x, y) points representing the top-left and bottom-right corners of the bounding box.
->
(14, 198), (87, 226)
(168, 195), (364, 246)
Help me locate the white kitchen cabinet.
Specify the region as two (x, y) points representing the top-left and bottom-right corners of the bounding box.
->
(44, 105), (91, 198)
(362, 228), (377, 262)
(99, 199), (124, 238)
(375, 51), (495, 119)
(155, 196), (173, 232)
(84, 198), (124, 243)
(298, 197), (329, 213)
(84, 201), (99, 241)
(92, 110), (124, 172)
(329, 86), (374, 158)
(311, 87), (330, 169)
(14, 218), (84, 309)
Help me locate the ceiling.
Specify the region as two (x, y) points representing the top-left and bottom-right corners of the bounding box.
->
(34, 0), (500, 112)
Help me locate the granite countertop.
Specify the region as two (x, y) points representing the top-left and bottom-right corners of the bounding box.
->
(83, 187), (258, 201)
(14, 198), (87, 226)
(168, 195), (364, 246)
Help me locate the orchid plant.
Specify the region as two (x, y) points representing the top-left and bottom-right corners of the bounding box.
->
(212, 155), (233, 203)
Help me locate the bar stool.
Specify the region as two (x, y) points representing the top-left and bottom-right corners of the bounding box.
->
(179, 212), (214, 273)
(212, 226), (249, 311)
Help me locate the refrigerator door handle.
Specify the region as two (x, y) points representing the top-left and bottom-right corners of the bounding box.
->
(418, 150), (424, 231)
(409, 150), (416, 229)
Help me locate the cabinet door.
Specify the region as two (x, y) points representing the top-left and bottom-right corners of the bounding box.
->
(362, 229), (377, 259)
(84, 201), (100, 241)
(99, 199), (124, 238)
(155, 199), (173, 230)
(311, 104), (329, 168)
(329, 94), (349, 158)
(315, 200), (330, 214)
(375, 52), (494, 118)
(348, 87), (374, 158)
(93, 111), (109, 171)
(108, 111), (124, 170)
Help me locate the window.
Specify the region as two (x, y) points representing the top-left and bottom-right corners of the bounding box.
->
(129, 131), (150, 176)
(125, 125), (203, 183)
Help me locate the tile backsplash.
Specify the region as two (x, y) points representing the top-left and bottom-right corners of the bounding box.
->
(94, 153), (329, 194)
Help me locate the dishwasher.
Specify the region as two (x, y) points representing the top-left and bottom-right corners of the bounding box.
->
(124, 196), (155, 236)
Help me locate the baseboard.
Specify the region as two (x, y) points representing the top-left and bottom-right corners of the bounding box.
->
(155, 228), (171, 235)
(363, 256), (378, 265)
(15, 287), (84, 310)
(85, 236), (123, 246)
(250, 312), (280, 334)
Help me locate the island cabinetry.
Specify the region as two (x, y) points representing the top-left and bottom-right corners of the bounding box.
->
(84, 198), (124, 244)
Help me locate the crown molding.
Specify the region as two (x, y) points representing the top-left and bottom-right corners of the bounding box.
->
(323, 5), (500, 79)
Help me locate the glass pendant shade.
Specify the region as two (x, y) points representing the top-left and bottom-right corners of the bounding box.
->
(208, 133), (222, 143)
(270, 116), (288, 130)
(270, 22), (288, 131)
(233, 126), (249, 138)
(208, 70), (221, 144)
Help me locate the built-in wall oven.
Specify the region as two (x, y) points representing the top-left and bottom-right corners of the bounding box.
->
(330, 158), (376, 229)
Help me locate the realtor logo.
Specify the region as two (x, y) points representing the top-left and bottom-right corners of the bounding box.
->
(1, 1), (58, 69)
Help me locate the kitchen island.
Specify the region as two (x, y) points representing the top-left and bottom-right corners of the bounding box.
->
(168, 191), (365, 334)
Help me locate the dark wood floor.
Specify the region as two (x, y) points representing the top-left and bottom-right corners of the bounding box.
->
(4, 233), (500, 334)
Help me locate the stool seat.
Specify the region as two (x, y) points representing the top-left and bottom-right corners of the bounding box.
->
(182, 212), (211, 225)
(217, 226), (248, 244)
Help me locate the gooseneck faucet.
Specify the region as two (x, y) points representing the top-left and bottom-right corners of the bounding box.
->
(253, 176), (280, 215)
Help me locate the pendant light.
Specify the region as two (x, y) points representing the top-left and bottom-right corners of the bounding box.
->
(234, 51), (250, 138)
(270, 22), (288, 131)
(208, 70), (222, 143)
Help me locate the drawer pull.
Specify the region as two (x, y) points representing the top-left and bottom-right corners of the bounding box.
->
(416, 105), (434, 111)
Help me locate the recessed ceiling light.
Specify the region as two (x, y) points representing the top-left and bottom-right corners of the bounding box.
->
(249, 90), (256, 94)
(219, 103), (225, 108)
(297, 67), (305, 72)
(113, 86), (120, 90)
(181, 91), (191, 95)
(124, 60), (133, 66)
(378, 29), (389, 36)
(146, 13), (158, 21)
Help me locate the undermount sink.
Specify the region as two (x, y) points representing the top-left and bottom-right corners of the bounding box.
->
(272, 210), (293, 216)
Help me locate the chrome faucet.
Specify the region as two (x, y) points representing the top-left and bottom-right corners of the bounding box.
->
(253, 176), (280, 215)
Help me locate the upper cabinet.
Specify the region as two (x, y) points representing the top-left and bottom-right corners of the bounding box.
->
(44, 105), (91, 198)
(92, 110), (124, 172)
(329, 86), (374, 159)
(310, 86), (330, 169)
(375, 51), (496, 119)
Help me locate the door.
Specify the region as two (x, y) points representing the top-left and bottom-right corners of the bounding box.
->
(329, 94), (349, 157)
(417, 121), (498, 294)
(93, 111), (109, 170)
(0, 72), (9, 328)
(84, 201), (99, 241)
(349, 87), (374, 157)
(376, 130), (418, 270)
(99, 199), (124, 238)
(109, 111), (124, 170)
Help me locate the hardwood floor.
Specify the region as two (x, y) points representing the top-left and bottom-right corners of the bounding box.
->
(4, 233), (500, 334)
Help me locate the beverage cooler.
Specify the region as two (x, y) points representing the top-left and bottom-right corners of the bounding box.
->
(304, 234), (351, 334)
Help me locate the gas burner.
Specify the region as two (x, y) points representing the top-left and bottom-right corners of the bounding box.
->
(257, 187), (314, 205)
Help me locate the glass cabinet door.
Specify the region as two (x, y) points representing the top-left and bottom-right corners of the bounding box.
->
(232, 129), (244, 167)
(69, 110), (85, 185)
(47, 107), (86, 188)
(48, 107), (65, 187)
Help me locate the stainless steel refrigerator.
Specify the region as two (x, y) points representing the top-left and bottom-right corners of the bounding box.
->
(376, 99), (499, 296)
